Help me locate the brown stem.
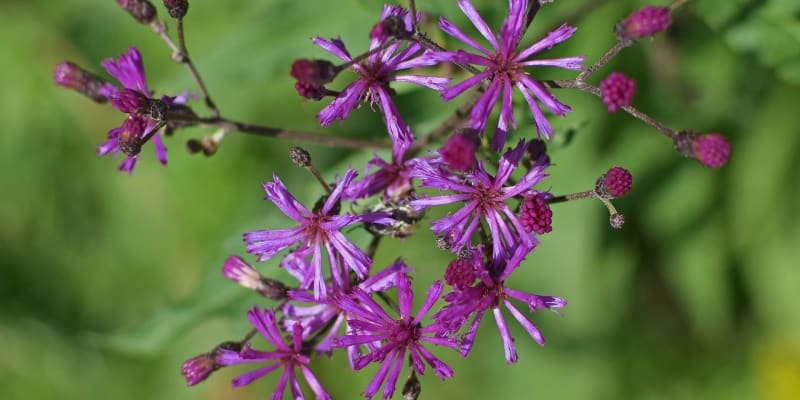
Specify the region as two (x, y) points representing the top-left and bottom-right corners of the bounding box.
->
(176, 19), (220, 117)
(577, 42), (625, 81)
(546, 190), (596, 204)
(547, 79), (676, 138)
(238, 328), (257, 346)
(169, 114), (392, 150)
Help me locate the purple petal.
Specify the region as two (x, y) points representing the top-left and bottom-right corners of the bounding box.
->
(457, 0), (500, 51)
(438, 17), (491, 56)
(491, 307), (518, 363)
(515, 24), (578, 61)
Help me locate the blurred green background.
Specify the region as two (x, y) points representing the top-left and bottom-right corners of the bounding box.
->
(1, 0), (799, 399)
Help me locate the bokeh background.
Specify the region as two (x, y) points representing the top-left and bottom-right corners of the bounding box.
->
(1, 0), (799, 399)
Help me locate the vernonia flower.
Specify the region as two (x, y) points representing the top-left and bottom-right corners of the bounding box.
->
(433, 0), (584, 150)
(333, 272), (458, 399)
(96, 47), (185, 173)
(314, 5), (448, 147)
(243, 168), (392, 299)
(411, 140), (549, 262)
(217, 307), (332, 400)
(435, 244), (566, 363)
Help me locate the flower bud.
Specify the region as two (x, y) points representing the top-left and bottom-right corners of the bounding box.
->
(519, 195), (553, 234)
(402, 371), (422, 400)
(673, 131), (731, 169)
(53, 62), (113, 103)
(163, 0), (189, 19)
(117, 0), (157, 24)
(181, 341), (242, 386)
(290, 59), (338, 86)
(289, 146), (312, 167)
(599, 72), (635, 113)
(221, 256), (288, 300)
(440, 130), (479, 172)
(609, 213), (625, 229)
(617, 6), (671, 41)
(444, 258), (475, 290)
(596, 167), (633, 198)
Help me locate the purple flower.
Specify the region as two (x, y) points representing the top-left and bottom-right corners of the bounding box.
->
(411, 140), (548, 262)
(243, 169), (391, 300)
(217, 307), (332, 400)
(281, 260), (412, 364)
(334, 272), (458, 400)
(435, 244), (566, 363)
(433, 0), (584, 150)
(344, 124), (415, 201)
(96, 47), (181, 173)
(314, 5), (448, 147)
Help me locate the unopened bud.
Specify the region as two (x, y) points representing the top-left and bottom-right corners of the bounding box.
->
(444, 258), (475, 290)
(289, 146), (312, 167)
(163, 0), (189, 19)
(519, 195), (553, 234)
(596, 167), (633, 198)
(599, 72), (635, 113)
(186, 136), (219, 156)
(673, 131), (731, 169)
(181, 341), (242, 386)
(291, 59), (338, 86)
(616, 6), (671, 42)
(221, 256), (288, 300)
(440, 130), (479, 172)
(609, 213), (625, 229)
(117, 0), (157, 24)
(402, 371), (421, 400)
(53, 62), (113, 103)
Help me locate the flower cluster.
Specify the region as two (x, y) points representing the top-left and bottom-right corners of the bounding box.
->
(53, 0), (733, 399)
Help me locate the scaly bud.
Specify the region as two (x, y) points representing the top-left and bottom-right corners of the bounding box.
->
(617, 6), (671, 41)
(599, 72), (635, 113)
(162, 0), (189, 19)
(53, 62), (114, 103)
(117, 0), (157, 24)
(596, 167), (633, 198)
(673, 131), (731, 169)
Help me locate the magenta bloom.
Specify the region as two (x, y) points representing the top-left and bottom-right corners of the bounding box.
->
(433, 0), (584, 150)
(217, 307), (332, 400)
(692, 133), (731, 169)
(96, 47), (175, 173)
(334, 273), (458, 400)
(435, 244), (566, 363)
(314, 5), (448, 147)
(344, 124), (415, 201)
(599, 72), (635, 113)
(619, 6), (671, 39)
(243, 169), (390, 300)
(282, 260), (412, 364)
(411, 140), (548, 262)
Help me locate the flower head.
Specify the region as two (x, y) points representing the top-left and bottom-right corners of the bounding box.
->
(217, 307), (332, 400)
(314, 5), (448, 147)
(435, 244), (566, 363)
(243, 169), (391, 299)
(411, 140), (548, 262)
(95, 47), (184, 173)
(618, 6), (671, 40)
(334, 272), (458, 399)
(599, 72), (635, 113)
(433, 0), (584, 150)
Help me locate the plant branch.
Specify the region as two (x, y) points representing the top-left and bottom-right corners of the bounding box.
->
(169, 114), (392, 150)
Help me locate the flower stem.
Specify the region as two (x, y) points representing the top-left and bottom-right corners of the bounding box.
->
(169, 114), (392, 150)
